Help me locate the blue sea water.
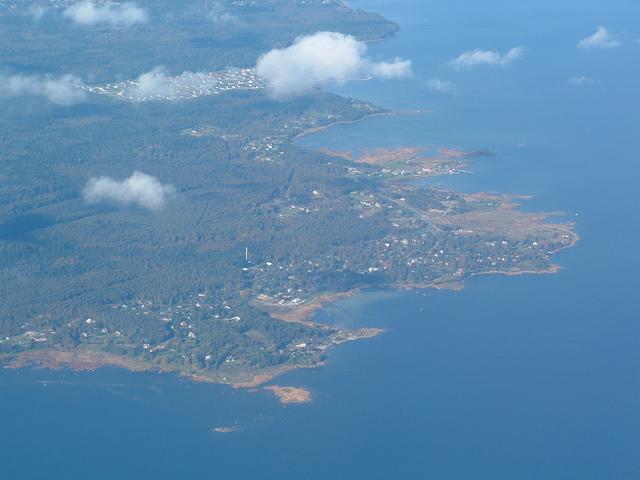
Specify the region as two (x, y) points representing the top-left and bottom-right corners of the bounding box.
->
(2, 0), (639, 478)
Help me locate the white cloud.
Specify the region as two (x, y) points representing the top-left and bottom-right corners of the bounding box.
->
(28, 5), (46, 21)
(83, 171), (174, 210)
(568, 76), (595, 85)
(449, 47), (524, 70)
(0, 74), (86, 105)
(255, 31), (412, 98)
(131, 66), (174, 99)
(578, 26), (621, 50)
(63, 1), (148, 27)
(426, 78), (458, 95)
(207, 2), (239, 26)
(369, 59), (413, 79)
(124, 67), (221, 101)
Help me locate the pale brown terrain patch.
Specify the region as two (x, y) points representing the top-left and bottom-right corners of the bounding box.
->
(322, 146), (446, 166)
(253, 290), (358, 326)
(426, 192), (579, 244)
(320, 146), (474, 180)
(438, 147), (491, 159)
(4, 349), (150, 372)
(265, 385), (312, 405)
(2, 348), (325, 392)
(232, 373), (283, 388)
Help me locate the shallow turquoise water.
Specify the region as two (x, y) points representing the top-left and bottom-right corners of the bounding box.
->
(2, 0), (639, 478)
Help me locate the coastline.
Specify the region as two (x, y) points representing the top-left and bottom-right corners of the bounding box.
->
(293, 111), (402, 141)
(0, 130), (580, 396)
(0, 3), (581, 402)
(257, 289), (360, 326)
(1, 247), (575, 391)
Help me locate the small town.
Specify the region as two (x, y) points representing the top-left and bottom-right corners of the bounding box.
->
(83, 68), (266, 102)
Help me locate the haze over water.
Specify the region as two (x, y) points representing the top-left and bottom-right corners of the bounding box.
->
(2, 0), (639, 478)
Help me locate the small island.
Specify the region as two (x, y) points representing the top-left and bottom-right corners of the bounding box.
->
(265, 386), (312, 405)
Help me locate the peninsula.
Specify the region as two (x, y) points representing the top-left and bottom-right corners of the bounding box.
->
(0, 0), (578, 393)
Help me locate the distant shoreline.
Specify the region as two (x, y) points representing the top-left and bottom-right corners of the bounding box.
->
(293, 111), (425, 142)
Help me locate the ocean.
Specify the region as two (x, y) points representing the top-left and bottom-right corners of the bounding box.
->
(2, 0), (639, 478)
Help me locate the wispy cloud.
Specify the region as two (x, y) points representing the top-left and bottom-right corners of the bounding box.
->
(449, 47), (524, 70)
(207, 1), (239, 26)
(83, 171), (174, 210)
(578, 26), (621, 50)
(28, 5), (46, 21)
(0, 74), (86, 105)
(256, 31), (412, 98)
(426, 78), (458, 95)
(123, 66), (228, 101)
(369, 59), (413, 79)
(578, 26), (622, 50)
(568, 76), (596, 86)
(63, 1), (148, 27)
